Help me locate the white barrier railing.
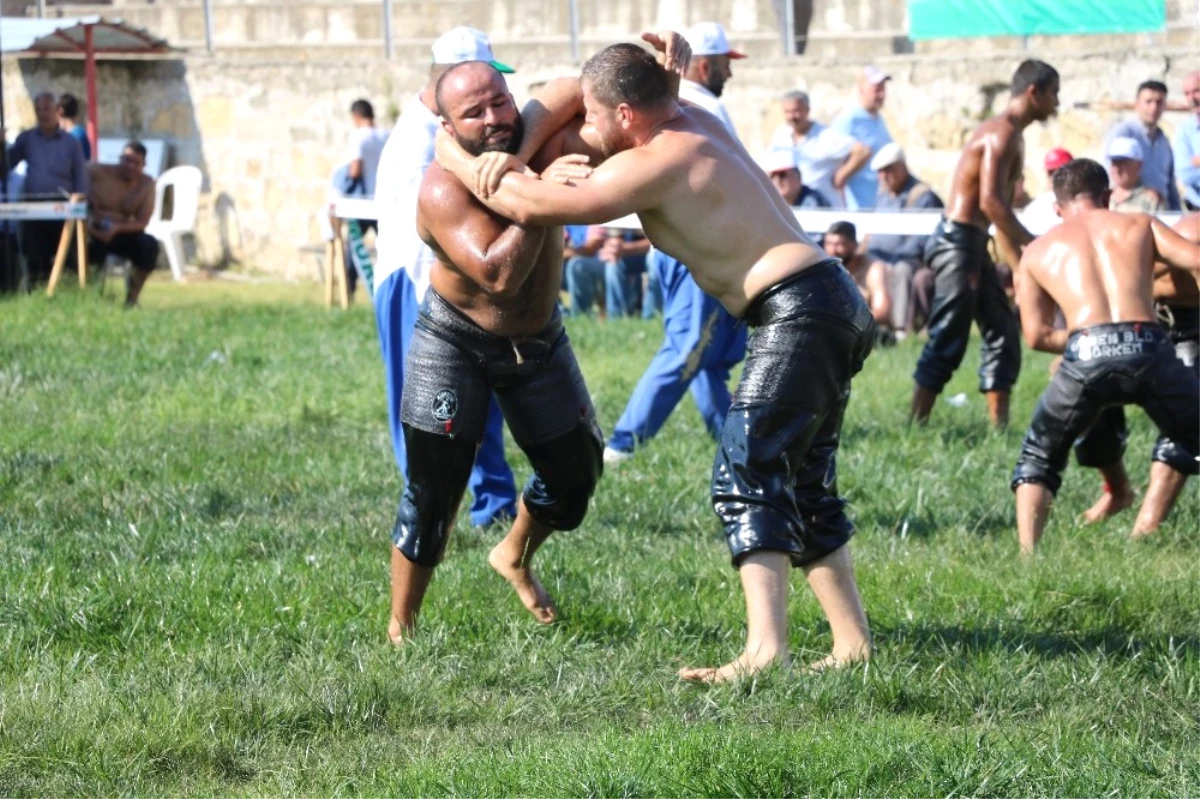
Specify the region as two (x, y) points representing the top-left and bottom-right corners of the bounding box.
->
(331, 197), (1183, 237)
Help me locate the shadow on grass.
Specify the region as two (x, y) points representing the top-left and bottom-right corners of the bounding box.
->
(881, 621), (1200, 660)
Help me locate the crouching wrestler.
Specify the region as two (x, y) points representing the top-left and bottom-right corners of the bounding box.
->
(1010, 160), (1200, 554)
(388, 60), (603, 642)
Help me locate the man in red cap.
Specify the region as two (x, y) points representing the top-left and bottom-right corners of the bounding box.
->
(1024, 147), (1073, 221)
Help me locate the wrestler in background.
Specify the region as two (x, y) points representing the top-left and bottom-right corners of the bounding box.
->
(87, 141), (158, 307)
(1010, 160), (1199, 554)
(911, 60), (1060, 428)
(1072, 213), (1200, 537)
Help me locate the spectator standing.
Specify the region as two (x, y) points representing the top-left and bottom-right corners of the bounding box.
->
(87, 141), (158, 307)
(768, 90), (869, 208)
(831, 66), (893, 210)
(1104, 79), (1179, 210)
(1107, 137), (1165, 213)
(342, 98), (389, 298)
(865, 143), (944, 337)
(603, 21), (748, 464)
(370, 27), (518, 531)
(57, 93), (90, 161)
(1174, 71), (1200, 211)
(761, 150), (831, 208)
(2, 91), (87, 283)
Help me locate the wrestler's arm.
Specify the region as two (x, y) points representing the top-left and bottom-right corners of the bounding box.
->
(463, 149), (669, 226)
(1149, 216), (1200, 276)
(417, 170), (547, 297)
(866, 260), (892, 323)
(513, 31), (690, 165)
(514, 78), (586, 165)
(1017, 243), (1067, 353)
(980, 131), (1034, 250)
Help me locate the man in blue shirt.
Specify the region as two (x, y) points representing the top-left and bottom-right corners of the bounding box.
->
(3, 92), (87, 284)
(1104, 79), (1179, 210)
(831, 66), (893, 211)
(1175, 71), (1200, 211)
(57, 94), (91, 161)
(865, 143), (943, 335)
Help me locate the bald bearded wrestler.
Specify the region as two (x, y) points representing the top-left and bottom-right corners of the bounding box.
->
(436, 40), (875, 681)
(1010, 160), (1199, 554)
(1072, 212), (1200, 536)
(388, 61), (610, 642)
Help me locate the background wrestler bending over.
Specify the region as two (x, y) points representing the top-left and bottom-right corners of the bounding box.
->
(1010, 159), (1200, 555)
(388, 61), (608, 643)
(436, 38), (874, 681)
(1071, 213), (1200, 536)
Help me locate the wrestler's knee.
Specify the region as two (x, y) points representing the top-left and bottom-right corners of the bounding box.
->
(1152, 436), (1200, 476)
(393, 425), (478, 567)
(1011, 449), (1063, 495)
(522, 423), (604, 530)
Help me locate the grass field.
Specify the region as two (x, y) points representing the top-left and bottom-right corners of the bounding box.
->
(1, 279), (1197, 796)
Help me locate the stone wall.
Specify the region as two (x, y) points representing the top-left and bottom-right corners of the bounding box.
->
(3, 42), (1196, 275)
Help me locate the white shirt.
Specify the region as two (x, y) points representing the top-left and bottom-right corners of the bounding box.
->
(373, 94), (439, 296)
(1023, 191), (1058, 230)
(680, 79), (738, 140)
(345, 126), (389, 197)
(768, 122), (856, 209)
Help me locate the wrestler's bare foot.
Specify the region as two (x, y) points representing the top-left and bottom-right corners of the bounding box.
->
(805, 643), (872, 673)
(488, 546), (557, 623)
(388, 615), (409, 645)
(678, 644), (789, 684)
(1082, 484), (1135, 524)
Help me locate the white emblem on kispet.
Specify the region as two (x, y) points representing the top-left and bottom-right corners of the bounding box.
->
(432, 390), (458, 422)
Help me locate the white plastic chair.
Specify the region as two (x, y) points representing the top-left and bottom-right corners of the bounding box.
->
(145, 166), (202, 282)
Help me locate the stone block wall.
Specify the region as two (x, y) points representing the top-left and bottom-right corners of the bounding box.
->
(2, 34), (1196, 275)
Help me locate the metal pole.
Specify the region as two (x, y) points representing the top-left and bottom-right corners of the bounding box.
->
(203, 0), (215, 54)
(568, 0), (580, 64)
(383, 0), (394, 60)
(782, 0), (795, 56)
(36, 0), (46, 18)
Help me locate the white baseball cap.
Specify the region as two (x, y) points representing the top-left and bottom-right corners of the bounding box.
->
(760, 150), (798, 175)
(1107, 136), (1144, 162)
(870, 142), (905, 171)
(863, 65), (891, 85)
(431, 27), (515, 73)
(684, 21), (746, 59)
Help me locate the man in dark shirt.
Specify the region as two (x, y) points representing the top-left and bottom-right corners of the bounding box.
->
(3, 92), (88, 283)
(865, 143), (944, 336)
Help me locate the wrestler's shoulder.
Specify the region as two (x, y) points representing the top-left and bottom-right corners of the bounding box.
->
(418, 162), (472, 208)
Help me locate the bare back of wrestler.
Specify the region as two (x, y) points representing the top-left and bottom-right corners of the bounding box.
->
(436, 41), (875, 682)
(1075, 212), (1200, 534)
(1011, 159), (1200, 554)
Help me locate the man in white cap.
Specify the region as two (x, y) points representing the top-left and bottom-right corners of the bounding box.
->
(1108, 136), (1165, 213)
(760, 149), (831, 209)
(372, 27), (519, 552)
(831, 65), (894, 210)
(865, 142), (943, 336)
(601, 21), (748, 464)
